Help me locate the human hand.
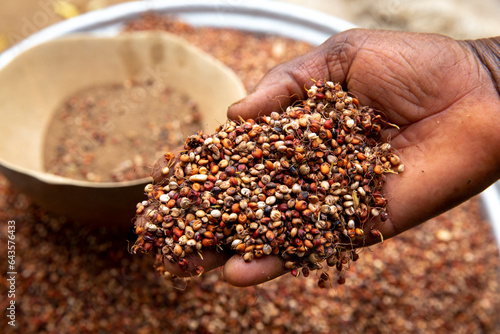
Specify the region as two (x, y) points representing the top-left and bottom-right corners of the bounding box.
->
(152, 29), (500, 286)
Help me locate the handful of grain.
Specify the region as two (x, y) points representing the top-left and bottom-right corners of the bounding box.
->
(131, 80), (403, 287)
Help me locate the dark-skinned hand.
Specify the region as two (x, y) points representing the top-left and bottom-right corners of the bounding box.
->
(149, 29), (500, 286)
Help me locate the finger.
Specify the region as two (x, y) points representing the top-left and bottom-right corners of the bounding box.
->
(227, 71), (305, 121)
(227, 32), (354, 121)
(150, 154), (170, 185)
(150, 154), (175, 185)
(222, 254), (287, 287)
(162, 248), (231, 277)
(150, 146), (184, 185)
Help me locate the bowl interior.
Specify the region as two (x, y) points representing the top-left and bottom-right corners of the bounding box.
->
(0, 32), (246, 184)
(0, 32), (246, 224)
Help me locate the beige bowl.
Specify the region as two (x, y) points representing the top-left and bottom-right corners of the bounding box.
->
(0, 32), (246, 225)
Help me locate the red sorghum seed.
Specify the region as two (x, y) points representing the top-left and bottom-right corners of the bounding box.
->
(132, 80), (405, 288)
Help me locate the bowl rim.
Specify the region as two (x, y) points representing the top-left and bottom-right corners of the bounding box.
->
(0, 0), (357, 189)
(0, 0), (357, 68)
(0, 31), (248, 188)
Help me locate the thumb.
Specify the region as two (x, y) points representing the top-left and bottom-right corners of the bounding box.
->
(227, 42), (339, 121)
(227, 71), (305, 121)
(226, 30), (358, 121)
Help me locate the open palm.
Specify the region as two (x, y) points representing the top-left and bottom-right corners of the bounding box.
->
(155, 29), (500, 286)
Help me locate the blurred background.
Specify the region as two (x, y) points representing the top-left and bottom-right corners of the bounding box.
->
(1, 1), (499, 333)
(2, 0), (500, 51)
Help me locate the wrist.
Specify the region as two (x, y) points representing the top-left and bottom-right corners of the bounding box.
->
(462, 37), (500, 175)
(462, 37), (500, 97)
